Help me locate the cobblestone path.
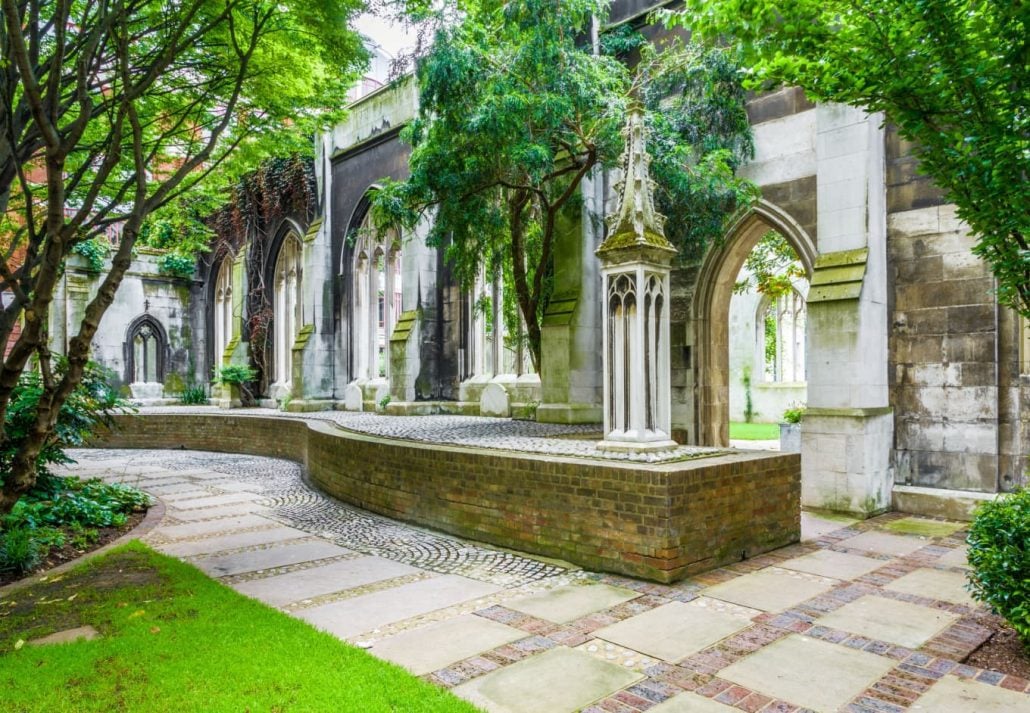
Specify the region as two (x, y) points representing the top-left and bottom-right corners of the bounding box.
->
(60, 448), (1030, 713)
(138, 406), (723, 463)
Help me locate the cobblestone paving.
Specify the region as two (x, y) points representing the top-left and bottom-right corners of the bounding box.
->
(62, 447), (1030, 712)
(138, 406), (724, 463)
(75, 448), (567, 586)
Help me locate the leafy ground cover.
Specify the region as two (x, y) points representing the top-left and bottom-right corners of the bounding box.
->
(729, 422), (779, 440)
(0, 542), (479, 713)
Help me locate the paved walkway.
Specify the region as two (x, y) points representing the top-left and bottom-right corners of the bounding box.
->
(61, 448), (1030, 713)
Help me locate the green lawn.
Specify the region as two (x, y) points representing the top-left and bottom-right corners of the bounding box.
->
(0, 542), (479, 713)
(729, 421), (780, 440)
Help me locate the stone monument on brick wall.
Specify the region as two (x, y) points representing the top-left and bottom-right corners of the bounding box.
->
(597, 107), (678, 453)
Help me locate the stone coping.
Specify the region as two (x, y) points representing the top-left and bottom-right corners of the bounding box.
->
(95, 413), (801, 582)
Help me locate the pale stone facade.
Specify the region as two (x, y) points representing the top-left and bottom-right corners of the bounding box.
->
(58, 2), (1028, 519)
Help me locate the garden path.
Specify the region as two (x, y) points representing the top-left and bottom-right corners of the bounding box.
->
(58, 448), (1030, 713)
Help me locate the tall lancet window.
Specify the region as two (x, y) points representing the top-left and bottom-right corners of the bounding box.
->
(273, 233), (303, 386)
(213, 258), (233, 365)
(126, 316), (166, 384)
(352, 210), (401, 381)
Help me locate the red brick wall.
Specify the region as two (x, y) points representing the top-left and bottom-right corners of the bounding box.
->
(96, 413), (801, 583)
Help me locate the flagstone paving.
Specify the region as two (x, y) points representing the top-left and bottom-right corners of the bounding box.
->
(57, 446), (1030, 712)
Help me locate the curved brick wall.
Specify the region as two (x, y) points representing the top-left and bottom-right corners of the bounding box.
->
(95, 413), (801, 582)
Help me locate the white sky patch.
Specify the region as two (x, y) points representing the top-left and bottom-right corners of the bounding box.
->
(355, 12), (419, 58)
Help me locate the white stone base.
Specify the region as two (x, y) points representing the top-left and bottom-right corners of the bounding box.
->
(596, 439), (678, 454)
(892, 485), (1001, 522)
(129, 382), (164, 400)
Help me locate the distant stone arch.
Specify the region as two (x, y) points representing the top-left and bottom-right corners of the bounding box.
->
(691, 200), (817, 446)
(124, 314), (168, 385)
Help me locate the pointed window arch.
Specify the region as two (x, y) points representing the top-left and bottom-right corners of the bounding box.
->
(213, 257), (234, 366)
(351, 210), (401, 381)
(272, 233), (303, 386)
(125, 315), (167, 384)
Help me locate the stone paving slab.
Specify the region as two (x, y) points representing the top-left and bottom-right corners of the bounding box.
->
(371, 614), (525, 675)
(453, 646), (643, 713)
(650, 691), (738, 712)
(593, 602), (751, 663)
(28, 625), (101, 646)
(702, 567), (836, 612)
(911, 674), (1030, 713)
(231, 555), (421, 607)
(815, 594), (959, 648)
(159, 526), (310, 558)
(938, 545), (970, 569)
(192, 540), (351, 578)
(505, 584), (640, 624)
(801, 511), (858, 541)
(778, 548), (885, 580)
(840, 530), (928, 557)
(298, 575), (502, 640)
(151, 514), (277, 540)
(167, 503), (273, 522)
(885, 567), (978, 607)
(719, 634), (896, 712)
(165, 492), (264, 509)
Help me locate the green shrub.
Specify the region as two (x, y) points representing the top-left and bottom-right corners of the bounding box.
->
(216, 364), (258, 385)
(782, 403), (806, 424)
(179, 384), (209, 405)
(0, 527), (44, 573)
(71, 237), (109, 273)
(5, 478), (150, 531)
(1, 360), (129, 491)
(157, 253), (198, 280)
(967, 488), (1030, 645)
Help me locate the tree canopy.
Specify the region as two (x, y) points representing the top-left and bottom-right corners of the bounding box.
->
(373, 0), (756, 369)
(669, 0), (1030, 318)
(0, 0), (366, 513)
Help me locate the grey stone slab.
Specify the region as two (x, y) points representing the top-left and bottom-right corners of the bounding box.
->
(143, 483), (212, 496)
(233, 555), (419, 607)
(938, 546), (970, 569)
(167, 504), (272, 522)
(720, 634), (895, 712)
(165, 492), (263, 509)
(801, 511), (857, 541)
(840, 530), (927, 557)
(650, 692), (739, 713)
(593, 602), (751, 663)
(371, 614), (525, 675)
(505, 584), (639, 624)
(152, 514), (276, 540)
(192, 540), (350, 577)
(910, 674), (1030, 712)
(703, 568), (836, 612)
(159, 526), (309, 557)
(28, 625), (100, 646)
(884, 568), (978, 607)
(779, 549), (886, 580)
(298, 575), (502, 640)
(453, 646), (643, 713)
(816, 595), (958, 648)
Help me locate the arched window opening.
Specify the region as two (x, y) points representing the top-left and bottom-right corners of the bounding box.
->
(126, 316), (166, 385)
(213, 257), (233, 366)
(351, 210), (401, 381)
(272, 233), (303, 386)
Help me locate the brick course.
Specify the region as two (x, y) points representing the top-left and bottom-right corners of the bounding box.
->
(95, 413), (800, 583)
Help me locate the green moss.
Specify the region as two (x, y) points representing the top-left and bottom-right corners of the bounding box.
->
(883, 517), (964, 538)
(162, 373), (185, 395)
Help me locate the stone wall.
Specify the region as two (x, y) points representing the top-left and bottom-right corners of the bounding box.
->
(94, 413), (801, 583)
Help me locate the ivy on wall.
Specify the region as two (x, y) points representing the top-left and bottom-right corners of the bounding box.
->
(207, 154), (317, 388)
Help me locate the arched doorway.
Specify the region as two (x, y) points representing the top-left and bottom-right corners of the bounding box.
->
(691, 201), (817, 446)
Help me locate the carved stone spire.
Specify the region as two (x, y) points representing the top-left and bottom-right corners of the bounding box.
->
(596, 105), (677, 262)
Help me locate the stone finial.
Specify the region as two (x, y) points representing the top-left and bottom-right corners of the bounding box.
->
(596, 105), (677, 260)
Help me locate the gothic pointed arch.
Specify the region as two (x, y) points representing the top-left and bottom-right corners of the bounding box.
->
(691, 200), (817, 446)
(124, 314), (168, 384)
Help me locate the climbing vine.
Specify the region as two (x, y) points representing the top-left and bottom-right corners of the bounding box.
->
(207, 154), (317, 387)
